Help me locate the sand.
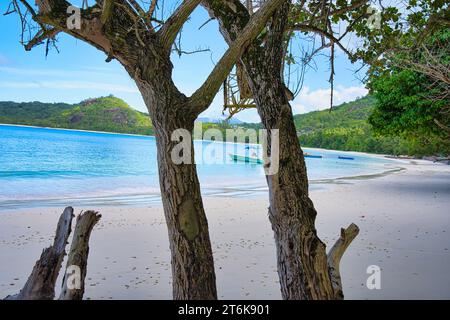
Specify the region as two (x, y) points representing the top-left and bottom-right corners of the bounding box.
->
(1, 158), (449, 299)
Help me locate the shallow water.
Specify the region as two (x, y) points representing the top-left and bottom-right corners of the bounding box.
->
(0, 124), (397, 209)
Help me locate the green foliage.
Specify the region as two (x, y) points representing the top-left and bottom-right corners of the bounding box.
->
(295, 96), (447, 156)
(0, 95), (154, 136)
(1, 94), (446, 156)
(367, 27), (450, 155)
(368, 69), (443, 137)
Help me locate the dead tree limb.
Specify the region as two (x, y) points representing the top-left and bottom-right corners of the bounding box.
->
(59, 211), (101, 300)
(5, 207), (74, 300)
(327, 223), (359, 300)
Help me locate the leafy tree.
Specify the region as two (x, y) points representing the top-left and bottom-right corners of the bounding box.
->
(368, 27), (450, 155)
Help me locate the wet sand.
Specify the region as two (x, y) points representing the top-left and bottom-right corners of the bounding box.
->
(1, 159), (449, 299)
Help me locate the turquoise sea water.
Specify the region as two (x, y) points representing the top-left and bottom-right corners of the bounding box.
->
(0, 124), (397, 209)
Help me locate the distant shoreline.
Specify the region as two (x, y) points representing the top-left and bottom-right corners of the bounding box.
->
(0, 122), (394, 159)
(0, 123), (155, 139)
(4, 121), (444, 165)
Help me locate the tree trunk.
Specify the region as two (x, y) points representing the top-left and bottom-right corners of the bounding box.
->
(250, 79), (336, 299)
(5, 207), (74, 300)
(60, 211), (101, 300)
(203, 0), (358, 299)
(138, 82), (217, 300)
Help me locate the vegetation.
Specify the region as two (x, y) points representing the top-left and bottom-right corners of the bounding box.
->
(0, 95), (154, 136)
(367, 28), (450, 156)
(294, 96), (448, 157)
(1, 94), (447, 156)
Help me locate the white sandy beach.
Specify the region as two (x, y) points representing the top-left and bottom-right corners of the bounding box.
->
(0, 159), (449, 299)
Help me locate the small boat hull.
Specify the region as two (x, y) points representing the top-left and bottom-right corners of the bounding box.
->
(304, 154), (322, 159)
(229, 153), (263, 164)
(338, 156), (354, 160)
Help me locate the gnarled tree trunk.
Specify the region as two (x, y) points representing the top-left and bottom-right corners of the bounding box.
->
(137, 81), (217, 300)
(204, 0), (358, 299)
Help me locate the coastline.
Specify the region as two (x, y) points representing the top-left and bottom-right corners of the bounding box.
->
(1, 160), (449, 299)
(0, 123), (156, 139)
(1, 122), (411, 211)
(0, 164), (406, 211)
(0, 123), (437, 163)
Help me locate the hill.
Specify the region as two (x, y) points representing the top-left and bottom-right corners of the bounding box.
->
(0, 95), (154, 135)
(0, 95), (440, 156)
(293, 96), (434, 156)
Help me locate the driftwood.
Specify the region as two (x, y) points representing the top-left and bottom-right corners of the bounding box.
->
(5, 207), (74, 300)
(59, 211), (101, 300)
(4, 208), (100, 300)
(327, 223), (360, 300)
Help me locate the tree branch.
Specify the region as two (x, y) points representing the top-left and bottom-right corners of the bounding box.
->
(327, 223), (359, 300)
(25, 27), (60, 51)
(330, 0), (368, 16)
(292, 24), (354, 59)
(189, 0), (285, 114)
(157, 0), (202, 52)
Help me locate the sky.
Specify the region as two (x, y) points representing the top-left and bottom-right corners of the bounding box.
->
(0, 1), (368, 123)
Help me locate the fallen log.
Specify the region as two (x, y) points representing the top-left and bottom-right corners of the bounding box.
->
(59, 210), (101, 300)
(5, 207), (74, 300)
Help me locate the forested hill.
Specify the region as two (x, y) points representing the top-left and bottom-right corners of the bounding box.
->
(294, 96), (376, 135)
(0, 95), (439, 156)
(0, 95), (154, 135)
(293, 96), (432, 156)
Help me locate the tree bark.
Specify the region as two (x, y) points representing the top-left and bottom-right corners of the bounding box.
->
(203, 0), (359, 299)
(59, 210), (101, 300)
(5, 207), (74, 300)
(250, 77), (336, 299)
(137, 81), (217, 300)
(327, 223), (360, 299)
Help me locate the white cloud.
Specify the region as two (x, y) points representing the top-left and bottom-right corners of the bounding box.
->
(0, 81), (139, 93)
(292, 85), (368, 114)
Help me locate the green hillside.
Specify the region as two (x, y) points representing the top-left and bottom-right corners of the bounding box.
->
(0, 95), (154, 135)
(293, 96), (426, 155)
(0, 94), (442, 156)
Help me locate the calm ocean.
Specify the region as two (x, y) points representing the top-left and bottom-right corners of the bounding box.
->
(0, 124), (398, 209)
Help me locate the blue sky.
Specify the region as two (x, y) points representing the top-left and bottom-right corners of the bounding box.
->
(0, 2), (368, 123)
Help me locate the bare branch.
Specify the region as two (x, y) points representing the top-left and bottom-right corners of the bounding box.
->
(189, 0), (285, 114)
(329, 42), (335, 112)
(147, 0), (158, 22)
(327, 223), (359, 300)
(25, 27), (60, 51)
(291, 24), (354, 59)
(157, 0), (202, 52)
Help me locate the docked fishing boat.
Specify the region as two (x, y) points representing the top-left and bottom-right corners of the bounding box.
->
(229, 153), (264, 164)
(304, 153), (322, 159)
